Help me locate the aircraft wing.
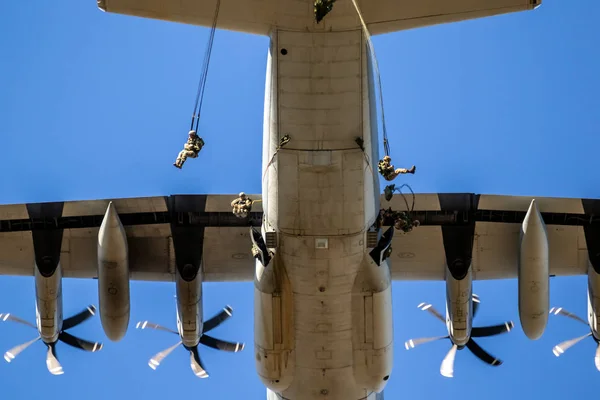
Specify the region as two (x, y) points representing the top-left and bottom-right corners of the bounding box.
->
(362, 0), (542, 35)
(385, 192), (596, 281)
(2, 191), (593, 283)
(0, 195), (261, 282)
(97, 0), (541, 36)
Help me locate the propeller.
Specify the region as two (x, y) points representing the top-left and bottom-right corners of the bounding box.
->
(136, 305), (245, 378)
(404, 294), (514, 378)
(0, 305), (103, 375)
(549, 307), (600, 371)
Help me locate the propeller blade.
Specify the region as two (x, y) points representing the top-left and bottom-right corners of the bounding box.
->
(59, 331), (102, 352)
(472, 294), (480, 319)
(46, 344), (64, 376)
(472, 322), (514, 338)
(148, 341), (181, 371)
(404, 336), (449, 350)
(202, 305), (233, 334)
(440, 344), (458, 378)
(417, 303), (445, 324)
(190, 346), (209, 378)
(595, 342), (600, 372)
(62, 305), (97, 331)
(552, 332), (592, 357)
(549, 307), (588, 326)
(465, 338), (502, 366)
(4, 337), (41, 363)
(136, 321), (178, 334)
(199, 334), (245, 353)
(0, 313), (37, 329)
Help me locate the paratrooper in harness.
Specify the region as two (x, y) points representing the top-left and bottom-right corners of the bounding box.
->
(378, 155), (415, 181)
(379, 207), (420, 234)
(231, 192), (253, 218)
(173, 130), (205, 169)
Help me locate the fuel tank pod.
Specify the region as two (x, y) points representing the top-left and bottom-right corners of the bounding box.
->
(518, 199), (549, 340)
(97, 202), (130, 342)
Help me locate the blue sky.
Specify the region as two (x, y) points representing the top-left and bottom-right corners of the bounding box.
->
(1, 1), (599, 399)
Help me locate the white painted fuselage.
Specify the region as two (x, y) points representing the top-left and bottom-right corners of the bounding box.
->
(254, 28), (391, 400)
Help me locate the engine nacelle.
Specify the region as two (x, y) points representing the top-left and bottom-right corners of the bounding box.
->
(34, 261), (63, 344)
(97, 202), (130, 342)
(352, 252), (393, 394)
(587, 262), (600, 339)
(445, 264), (472, 347)
(28, 203), (65, 344)
(518, 199), (549, 340)
(254, 236), (295, 393)
(176, 264), (203, 348)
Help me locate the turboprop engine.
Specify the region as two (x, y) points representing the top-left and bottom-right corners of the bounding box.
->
(405, 265), (514, 377)
(0, 213), (103, 375)
(549, 262), (600, 370)
(136, 264), (244, 378)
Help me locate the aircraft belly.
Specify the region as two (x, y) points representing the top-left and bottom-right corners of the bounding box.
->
(280, 235), (378, 400)
(277, 150), (366, 236)
(259, 27), (389, 400)
(263, 28), (380, 237)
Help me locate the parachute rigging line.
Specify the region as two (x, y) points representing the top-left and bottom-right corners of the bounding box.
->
(190, 0), (221, 132)
(349, 0), (391, 157)
(395, 183), (415, 214)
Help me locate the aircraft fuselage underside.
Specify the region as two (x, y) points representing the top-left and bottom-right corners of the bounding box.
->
(254, 29), (391, 400)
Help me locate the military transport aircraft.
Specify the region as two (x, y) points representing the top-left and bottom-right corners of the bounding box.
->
(8, 1), (600, 399)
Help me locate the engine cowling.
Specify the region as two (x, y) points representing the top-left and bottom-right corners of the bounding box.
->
(445, 264), (473, 347)
(34, 261), (63, 343)
(176, 264), (203, 348)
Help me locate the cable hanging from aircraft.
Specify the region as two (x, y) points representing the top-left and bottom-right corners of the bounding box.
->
(349, 0), (390, 157)
(385, 183), (415, 211)
(190, 0), (220, 133)
(350, 0), (418, 190)
(173, 0), (221, 169)
(380, 184), (419, 234)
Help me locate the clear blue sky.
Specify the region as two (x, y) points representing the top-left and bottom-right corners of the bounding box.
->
(1, 1), (599, 399)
